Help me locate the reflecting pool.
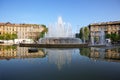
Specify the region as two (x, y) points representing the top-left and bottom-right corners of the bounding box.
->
(0, 46), (120, 80)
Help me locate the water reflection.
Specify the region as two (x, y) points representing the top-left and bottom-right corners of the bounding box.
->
(45, 49), (74, 70)
(1, 46), (120, 70)
(0, 46), (76, 70)
(0, 46), (46, 60)
(80, 47), (120, 62)
(1, 46), (120, 80)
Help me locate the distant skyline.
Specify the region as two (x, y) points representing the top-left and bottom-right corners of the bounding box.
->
(0, 0), (120, 33)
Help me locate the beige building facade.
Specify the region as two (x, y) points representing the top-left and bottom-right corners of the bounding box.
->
(0, 22), (44, 40)
(88, 21), (120, 43)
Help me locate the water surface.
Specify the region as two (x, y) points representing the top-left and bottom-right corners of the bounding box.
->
(0, 46), (120, 80)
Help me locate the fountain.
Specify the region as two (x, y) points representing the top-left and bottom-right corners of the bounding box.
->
(90, 29), (105, 46)
(20, 16), (88, 48)
(100, 30), (105, 45)
(45, 16), (73, 37)
(39, 16), (82, 44)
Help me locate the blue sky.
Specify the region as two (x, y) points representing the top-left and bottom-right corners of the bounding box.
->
(0, 0), (120, 33)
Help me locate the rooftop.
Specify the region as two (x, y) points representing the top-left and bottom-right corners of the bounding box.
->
(0, 22), (40, 26)
(89, 21), (120, 26)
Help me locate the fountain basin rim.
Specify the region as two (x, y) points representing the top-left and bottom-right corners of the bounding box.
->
(19, 43), (88, 48)
(40, 37), (80, 39)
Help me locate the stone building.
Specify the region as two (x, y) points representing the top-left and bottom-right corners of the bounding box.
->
(88, 21), (120, 44)
(0, 22), (44, 40)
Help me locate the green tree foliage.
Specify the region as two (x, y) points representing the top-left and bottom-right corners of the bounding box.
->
(105, 34), (111, 38)
(5, 33), (11, 40)
(105, 33), (120, 42)
(41, 24), (48, 33)
(41, 24), (46, 28)
(0, 33), (17, 40)
(0, 35), (4, 40)
(40, 31), (45, 38)
(39, 24), (48, 38)
(79, 27), (90, 42)
(84, 27), (90, 42)
(79, 28), (83, 39)
(11, 33), (17, 39)
(110, 33), (119, 42)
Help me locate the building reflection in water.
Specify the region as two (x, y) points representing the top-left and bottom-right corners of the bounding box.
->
(0, 46), (17, 60)
(80, 47), (120, 62)
(1, 45), (120, 69)
(105, 48), (120, 60)
(0, 46), (46, 60)
(45, 49), (75, 70)
(0, 46), (75, 70)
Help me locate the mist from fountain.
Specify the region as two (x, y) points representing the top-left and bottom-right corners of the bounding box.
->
(100, 30), (105, 44)
(45, 16), (73, 38)
(39, 16), (81, 44)
(91, 30), (105, 45)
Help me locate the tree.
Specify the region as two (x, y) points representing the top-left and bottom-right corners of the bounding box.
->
(39, 24), (48, 38)
(0, 33), (17, 40)
(79, 27), (90, 43)
(41, 24), (48, 33)
(79, 28), (83, 39)
(79, 28), (84, 41)
(118, 34), (120, 40)
(0, 35), (4, 40)
(11, 33), (17, 40)
(110, 33), (119, 42)
(41, 24), (46, 28)
(4, 33), (11, 40)
(105, 33), (120, 43)
(105, 34), (111, 38)
(40, 31), (45, 38)
(84, 27), (90, 42)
